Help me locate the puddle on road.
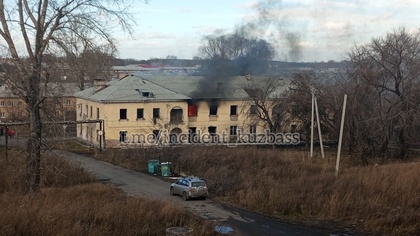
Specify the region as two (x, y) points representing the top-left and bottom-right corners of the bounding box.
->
(214, 225), (234, 234)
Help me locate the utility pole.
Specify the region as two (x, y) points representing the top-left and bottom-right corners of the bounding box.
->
(336, 94), (348, 176)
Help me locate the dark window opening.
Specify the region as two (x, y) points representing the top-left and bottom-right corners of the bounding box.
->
(250, 105), (258, 114)
(209, 105), (218, 115)
(137, 108), (144, 119)
(230, 105), (237, 115)
(188, 127), (197, 143)
(119, 131), (127, 142)
(250, 125), (257, 134)
(120, 109), (127, 120)
(96, 108), (100, 119)
(142, 92), (150, 97)
(208, 126), (216, 136)
(291, 124), (297, 133)
(152, 130), (160, 140)
(170, 108), (183, 124)
(153, 108), (160, 119)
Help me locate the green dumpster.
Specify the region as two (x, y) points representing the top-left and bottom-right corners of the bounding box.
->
(160, 162), (172, 177)
(148, 160), (159, 174)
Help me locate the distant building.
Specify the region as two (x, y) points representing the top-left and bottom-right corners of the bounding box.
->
(75, 74), (298, 148)
(111, 64), (202, 79)
(0, 83), (80, 135)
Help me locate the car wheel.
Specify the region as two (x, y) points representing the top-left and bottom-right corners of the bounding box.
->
(170, 187), (174, 196)
(182, 192), (189, 201)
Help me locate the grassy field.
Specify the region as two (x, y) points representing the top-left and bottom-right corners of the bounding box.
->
(0, 146), (218, 236)
(95, 145), (420, 236)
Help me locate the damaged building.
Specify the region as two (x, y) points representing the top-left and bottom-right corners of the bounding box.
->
(74, 74), (292, 147)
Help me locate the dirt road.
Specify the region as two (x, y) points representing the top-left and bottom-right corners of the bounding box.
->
(52, 149), (353, 236)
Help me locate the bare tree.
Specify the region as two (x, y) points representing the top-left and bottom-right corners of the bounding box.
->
(244, 77), (287, 132)
(199, 32), (275, 76)
(279, 70), (344, 144)
(0, 0), (147, 193)
(346, 28), (420, 158)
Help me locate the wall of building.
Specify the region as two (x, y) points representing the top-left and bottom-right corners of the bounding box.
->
(76, 98), (273, 148)
(187, 100), (266, 136)
(77, 98), (189, 147)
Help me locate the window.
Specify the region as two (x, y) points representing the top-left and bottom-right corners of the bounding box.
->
(142, 92), (150, 97)
(18, 101), (23, 107)
(230, 105), (237, 115)
(170, 107), (183, 124)
(230, 126), (237, 136)
(250, 125), (257, 134)
(250, 105), (258, 115)
(55, 110), (60, 116)
(0, 101), (4, 107)
(119, 131), (127, 142)
(291, 124), (297, 133)
(188, 104), (197, 117)
(188, 127), (197, 143)
(66, 99), (71, 105)
(120, 109), (127, 120)
(8, 101), (13, 107)
(96, 108), (100, 119)
(85, 105), (88, 115)
(152, 130), (160, 140)
(90, 106), (93, 118)
(0, 112), (5, 118)
(208, 126), (216, 135)
(18, 112), (23, 118)
(153, 108), (160, 119)
(137, 108), (144, 119)
(209, 104), (218, 115)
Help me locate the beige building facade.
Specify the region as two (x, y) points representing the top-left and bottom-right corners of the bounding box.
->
(75, 75), (297, 148)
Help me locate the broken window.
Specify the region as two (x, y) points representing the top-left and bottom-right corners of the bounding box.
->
(209, 104), (218, 116)
(188, 104), (197, 117)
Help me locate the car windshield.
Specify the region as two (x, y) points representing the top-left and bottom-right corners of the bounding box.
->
(191, 182), (206, 187)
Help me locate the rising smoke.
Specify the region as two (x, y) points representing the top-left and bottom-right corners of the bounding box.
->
(192, 0), (303, 99)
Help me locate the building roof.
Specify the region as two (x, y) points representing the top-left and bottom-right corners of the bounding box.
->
(74, 74), (191, 102)
(140, 75), (290, 100)
(0, 82), (82, 98)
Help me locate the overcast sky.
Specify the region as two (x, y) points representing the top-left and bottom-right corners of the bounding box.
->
(116, 0), (419, 62)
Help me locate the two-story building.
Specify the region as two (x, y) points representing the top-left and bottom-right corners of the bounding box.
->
(0, 83), (79, 136)
(75, 74), (292, 148)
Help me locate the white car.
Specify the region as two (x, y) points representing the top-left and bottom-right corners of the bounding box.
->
(170, 176), (208, 201)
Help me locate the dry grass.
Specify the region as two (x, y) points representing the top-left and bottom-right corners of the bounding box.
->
(0, 184), (216, 236)
(96, 146), (420, 235)
(0, 147), (218, 236)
